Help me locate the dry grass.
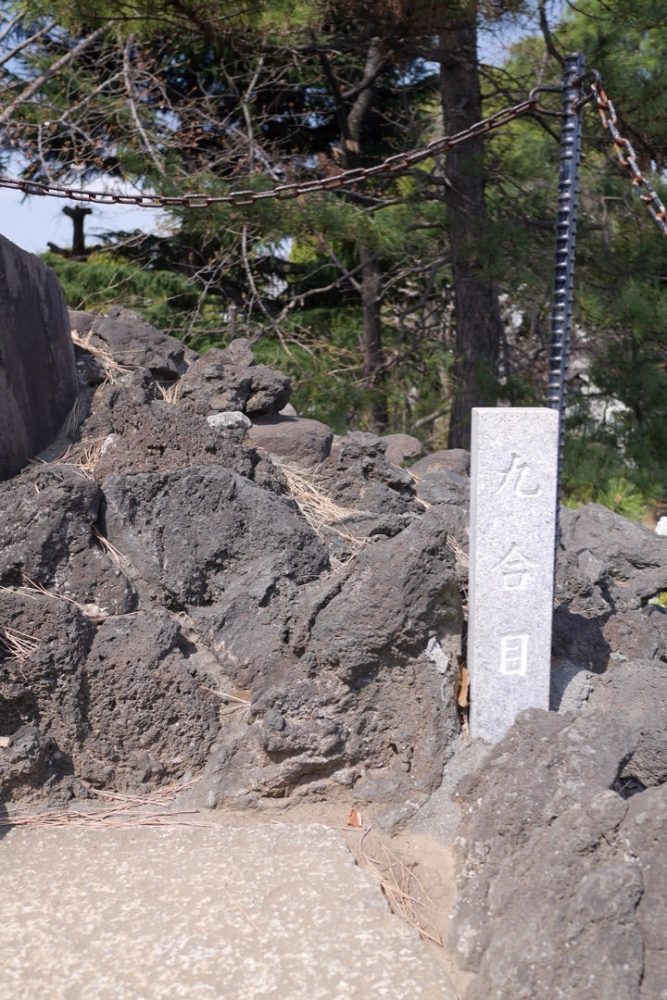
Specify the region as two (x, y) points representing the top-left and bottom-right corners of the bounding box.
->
(0, 575), (108, 625)
(277, 461), (365, 548)
(356, 826), (443, 948)
(71, 330), (133, 385)
(446, 533), (469, 571)
(64, 394), (83, 436)
(157, 380), (182, 404)
(32, 436), (108, 480)
(91, 525), (130, 575)
(0, 778), (214, 830)
(200, 685), (251, 706)
(0, 624), (40, 663)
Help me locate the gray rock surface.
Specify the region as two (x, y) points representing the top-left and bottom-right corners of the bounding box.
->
(554, 504), (667, 670)
(382, 432), (423, 466)
(0, 823), (456, 999)
(411, 449), (470, 477)
(207, 410), (251, 430)
(90, 307), (196, 377)
(0, 592), (218, 802)
(83, 376), (281, 487)
(197, 504), (464, 809)
(102, 465), (329, 688)
(179, 338), (291, 415)
(248, 414), (334, 466)
(0, 467), (135, 614)
(0, 236), (78, 479)
(449, 657), (667, 1000)
(320, 431), (421, 538)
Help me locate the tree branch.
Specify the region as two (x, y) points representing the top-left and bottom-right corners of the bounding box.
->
(0, 25), (107, 124)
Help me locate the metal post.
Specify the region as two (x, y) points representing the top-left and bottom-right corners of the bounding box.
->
(548, 52), (585, 551)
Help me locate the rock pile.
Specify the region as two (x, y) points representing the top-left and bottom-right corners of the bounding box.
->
(450, 507), (667, 999)
(1, 304), (665, 998)
(0, 308), (466, 810)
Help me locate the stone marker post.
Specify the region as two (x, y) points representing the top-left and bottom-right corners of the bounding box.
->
(468, 407), (559, 742)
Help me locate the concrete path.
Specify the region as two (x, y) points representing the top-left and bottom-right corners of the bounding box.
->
(0, 821), (456, 999)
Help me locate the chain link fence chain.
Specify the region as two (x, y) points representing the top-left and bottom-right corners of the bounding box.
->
(590, 78), (667, 237)
(0, 98), (538, 208)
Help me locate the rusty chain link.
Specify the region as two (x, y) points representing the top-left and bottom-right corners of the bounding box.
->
(590, 76), (667, 236)
(2, 75), (664, 234)
(0, 98), (539, 208)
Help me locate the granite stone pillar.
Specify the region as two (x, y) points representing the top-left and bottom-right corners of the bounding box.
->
(468, 407), (559, 741)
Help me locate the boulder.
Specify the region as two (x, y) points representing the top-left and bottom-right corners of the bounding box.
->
(411, 449), (470, 477)
(449, 657), (667, 1000)
(247, 414), (333, 467)
(178, 339), (291, 416)
(199, 506), (465, 809)
(89, 307), (196, 378)
(82, 377), (275, 486)
(78, 610), (219, 789)
(554, 504), (667, 670)
(381, 433), (422, 466)
(0, 237), (78, 479)
(101, 465), (329, 689)
(319, 431), (421, 538)
(0, 591), (219, 801)
(0, 467), (135, 616)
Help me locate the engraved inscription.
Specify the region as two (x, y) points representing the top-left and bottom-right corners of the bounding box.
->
(493, 543), (539, 591)
(497, 453), (542, 498)
(500, 633), (529, 676)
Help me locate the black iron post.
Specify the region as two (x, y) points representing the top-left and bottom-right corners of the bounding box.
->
(548, 51), (586, 551)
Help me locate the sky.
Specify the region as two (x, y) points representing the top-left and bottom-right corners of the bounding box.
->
(0, 181), (165, 254)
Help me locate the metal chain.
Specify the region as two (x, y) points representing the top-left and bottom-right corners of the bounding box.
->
(0, 98), (538, 208)
(590, 77), (667, 236)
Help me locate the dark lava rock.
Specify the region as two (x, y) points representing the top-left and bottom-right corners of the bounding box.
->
(90, 307), (196, 378)
(83, 381), (283, 491)
(0, 591), (219, 802)
(198, 506), (465, 810)
(78, 610), (219, 789)
(296, 507), (463, 682)
(450, 657), (667, 1000)
(381, 433), (422, 466)
(102, 465), (329, 689)
(554, 504), (667, 670)
(178, 339), (291, 416)
(0, 593), (94, 801)
(247, 414), (334, 467)
(320, 431), (421, 538)
(411, 448), (470, 477)
(0, 467), (135, 615)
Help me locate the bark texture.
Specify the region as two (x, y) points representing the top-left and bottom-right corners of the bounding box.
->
(439, 13), (503, 448)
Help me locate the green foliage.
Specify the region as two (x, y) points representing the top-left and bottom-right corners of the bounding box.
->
(5, 0), (666, 502)
(595, 477), (651, 521)
(43, 251), (200, 333)
(562, 436), (657, 521)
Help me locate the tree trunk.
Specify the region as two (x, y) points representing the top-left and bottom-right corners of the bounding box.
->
(63, 205), (92, 257)
(320, 37), (389, 432)
(439, 12), (503, 449)
(359, 243), (389, 430)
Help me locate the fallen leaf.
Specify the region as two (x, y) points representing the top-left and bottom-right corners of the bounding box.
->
(346, 807), (363, 828)
(456, 665), (470, 709)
